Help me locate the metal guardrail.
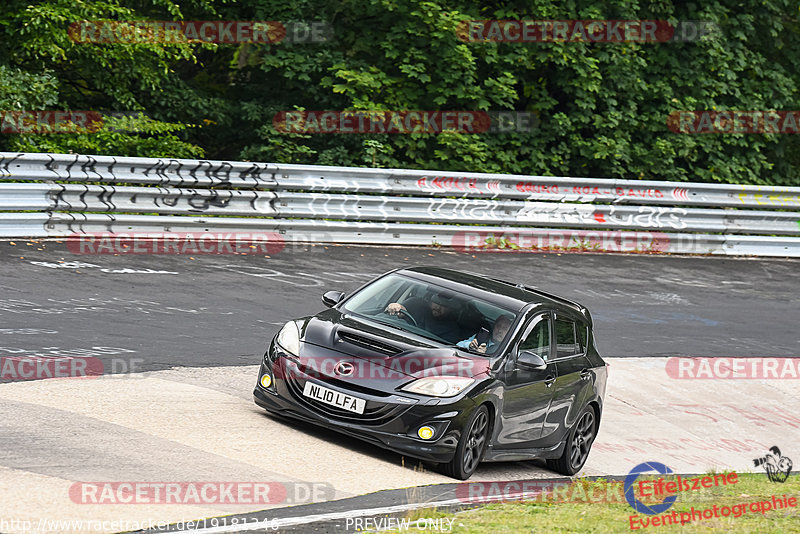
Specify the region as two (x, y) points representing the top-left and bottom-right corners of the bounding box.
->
(11, 184), (798, 235)
(1, 152), (799, 256)
(4, 152), (800, 207)
(275, 164), (800, 209)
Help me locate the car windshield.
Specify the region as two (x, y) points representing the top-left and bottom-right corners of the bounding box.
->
(342, 273), (517, 355)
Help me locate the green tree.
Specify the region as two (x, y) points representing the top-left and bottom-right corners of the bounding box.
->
(2, 0), (799, 184)
(227, 0), (800, 184)
(0, 0), (216, 157)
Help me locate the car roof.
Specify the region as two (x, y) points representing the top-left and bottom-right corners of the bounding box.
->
(395, 266), (588, 319)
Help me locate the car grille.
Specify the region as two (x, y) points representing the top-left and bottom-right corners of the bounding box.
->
(285, 374), (410, 426)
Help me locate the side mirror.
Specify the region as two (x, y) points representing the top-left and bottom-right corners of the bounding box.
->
(321, 290), (345, 308)
(517, 350), (547, 370)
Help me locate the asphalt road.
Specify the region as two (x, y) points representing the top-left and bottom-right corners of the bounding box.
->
(1, 240), (798, 381)
(1, 240), (799, 534)
(3, 359), (797, 534)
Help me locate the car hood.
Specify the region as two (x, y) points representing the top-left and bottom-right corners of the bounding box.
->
(297, 308), (490, 380)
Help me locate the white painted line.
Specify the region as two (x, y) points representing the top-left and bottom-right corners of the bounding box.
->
(181, 489), (554, 534)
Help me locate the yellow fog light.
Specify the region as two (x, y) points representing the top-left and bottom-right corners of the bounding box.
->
(417, 426), (435, 440)
(260, 374), (273, 388)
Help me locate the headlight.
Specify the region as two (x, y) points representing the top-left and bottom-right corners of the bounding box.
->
(401, 377), (474, 397)
(276, 321), (301, 356)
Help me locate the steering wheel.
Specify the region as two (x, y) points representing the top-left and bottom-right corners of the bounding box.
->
(385, 307), (419, 327)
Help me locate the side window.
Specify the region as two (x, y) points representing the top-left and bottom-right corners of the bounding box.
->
(577, 323), (588, 353)
(519, 317), (550, 361)
(554, 318), (581, 358)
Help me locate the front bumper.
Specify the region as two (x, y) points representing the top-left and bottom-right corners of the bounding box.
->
(253, 353), (478, 464)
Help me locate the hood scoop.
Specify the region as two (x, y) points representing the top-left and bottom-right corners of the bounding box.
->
(336, 330), (403, 356)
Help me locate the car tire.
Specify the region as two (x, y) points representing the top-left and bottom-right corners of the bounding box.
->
(441, 404), (490, 480)
(547, 405), (597, 476)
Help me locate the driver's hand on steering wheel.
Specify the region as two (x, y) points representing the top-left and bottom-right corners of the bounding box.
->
(385, 303), (407, 315)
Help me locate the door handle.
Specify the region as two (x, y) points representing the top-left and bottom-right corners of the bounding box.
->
(544, 375), (556, 387)
(580, 369), (592, 380)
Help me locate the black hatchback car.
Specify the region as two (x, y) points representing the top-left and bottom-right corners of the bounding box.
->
(254, 266), (607, 480)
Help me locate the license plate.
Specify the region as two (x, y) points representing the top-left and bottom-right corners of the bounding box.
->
(302, 381), (366, 414)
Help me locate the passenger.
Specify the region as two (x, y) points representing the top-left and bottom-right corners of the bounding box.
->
(457, 315), (513, 354)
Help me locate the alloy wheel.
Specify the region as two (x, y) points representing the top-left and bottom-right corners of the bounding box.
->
(569, 410), (595, 470)
(462, 409), (488, 473)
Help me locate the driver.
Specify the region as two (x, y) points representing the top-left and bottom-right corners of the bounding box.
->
(384, 292), (462, 343)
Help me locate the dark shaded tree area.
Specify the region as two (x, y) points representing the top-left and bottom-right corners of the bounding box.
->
(1, 0), (798, 184)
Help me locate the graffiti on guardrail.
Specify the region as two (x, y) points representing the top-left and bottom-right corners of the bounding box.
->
(411, 175), (504, 196)
(416, 176), (480, 193)
(51, 185), (278, 215)
(425, 198), (503, 220)
(46, 180), (791, 231)
(420, 200), (691, 228)
(737, 192), (800, 206)
(3, 152), (800, 257)
(516, 203), (589, 225)
(0, 153), (274, 186)
(593, 206), (688, 229)
(514, 181), (671, 200)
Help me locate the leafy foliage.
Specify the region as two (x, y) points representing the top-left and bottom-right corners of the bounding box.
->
(0, 0), (214, 157)
(1, 0), (798, 184)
